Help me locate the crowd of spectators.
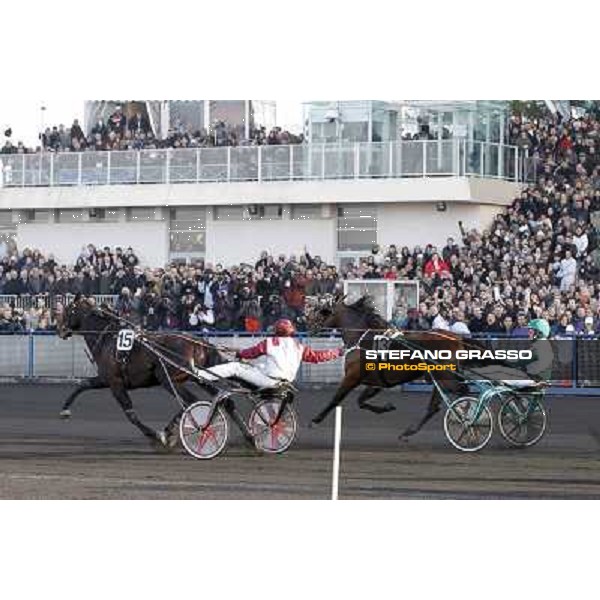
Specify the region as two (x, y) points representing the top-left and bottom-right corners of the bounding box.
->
(3, 108), (600, 336)
(386, 110), (600, 335)
(0, 243), (341, 333)
(0, 106), (303, 156)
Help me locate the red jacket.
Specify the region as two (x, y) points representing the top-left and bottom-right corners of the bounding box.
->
(424, 257), (450, 276)
(559, 136), (573, 151)
(237, 337), (342, 381)
(238, 338), (342, 363)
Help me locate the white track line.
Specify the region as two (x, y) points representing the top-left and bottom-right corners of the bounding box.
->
(331, 406), (342, 500)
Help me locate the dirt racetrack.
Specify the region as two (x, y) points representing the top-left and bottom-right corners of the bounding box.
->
(0, 383), (599, 499)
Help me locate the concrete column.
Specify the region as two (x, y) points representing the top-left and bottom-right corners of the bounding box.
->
(204, 102), (211, 133)
(244, 100), (250, 140)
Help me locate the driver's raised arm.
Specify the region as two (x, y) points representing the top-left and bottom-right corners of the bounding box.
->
(301, 345), (343, 363)
(236, 340), (268, 360)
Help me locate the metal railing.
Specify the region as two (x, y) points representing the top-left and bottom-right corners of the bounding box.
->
(0, 294), (118, 310)
(0, 332), (344, 383)
(0, 140), (527, 188)
(0, 332), (597, 391)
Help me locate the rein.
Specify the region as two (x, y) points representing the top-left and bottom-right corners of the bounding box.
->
(88, 322), (114, 360)
(93, 305), (239, 354)
(343, 329), (371, 357)
(317, 325), (487, 353)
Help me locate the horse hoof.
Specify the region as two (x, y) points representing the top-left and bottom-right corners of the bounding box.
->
(166, 432), (180, 448)
(150, 433), (171, 453)
(59, 409), (72, 419)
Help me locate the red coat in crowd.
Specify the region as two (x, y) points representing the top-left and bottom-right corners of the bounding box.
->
(424, 255), (450, 277)
(559, 135), (573, 152)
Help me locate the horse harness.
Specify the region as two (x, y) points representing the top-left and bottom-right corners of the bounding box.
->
(344, 327), (405, 387)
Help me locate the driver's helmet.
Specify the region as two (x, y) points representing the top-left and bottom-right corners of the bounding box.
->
(274, 318), (296, 337)
(528, 318), (550, 339)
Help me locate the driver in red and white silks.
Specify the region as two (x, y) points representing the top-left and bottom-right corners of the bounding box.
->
(196, 319), (342, 390)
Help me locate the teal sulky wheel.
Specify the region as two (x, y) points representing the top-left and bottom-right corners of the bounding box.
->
(498, 393), (547, 448)
(443, 396), (493, 452)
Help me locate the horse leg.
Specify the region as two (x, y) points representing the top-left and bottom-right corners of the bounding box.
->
(153, 367), (202, 447)
(60, 377), (105, 418)
(311, 379), (357, 426)
(400, 387), (442, 439)
(159, 384), (204, 448)
(221, 397), (255, 446)
(111, 385), (166, 446)
(357, 386), (396, 414)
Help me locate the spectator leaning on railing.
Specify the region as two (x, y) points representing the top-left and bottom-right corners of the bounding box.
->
(0, 113), (305, 156)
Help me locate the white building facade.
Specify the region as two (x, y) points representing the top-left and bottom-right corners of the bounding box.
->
(0, 139), (526, 268)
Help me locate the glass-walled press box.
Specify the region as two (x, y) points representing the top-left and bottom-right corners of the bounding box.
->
(399, 100), (511, 144)
(303, 101), (399, 144)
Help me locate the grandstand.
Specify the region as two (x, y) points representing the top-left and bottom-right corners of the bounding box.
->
(2, 99), (599, 336)
(0, 99), (523, 267)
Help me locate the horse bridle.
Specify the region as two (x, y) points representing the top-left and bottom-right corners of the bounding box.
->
(305, 294), (338, 333)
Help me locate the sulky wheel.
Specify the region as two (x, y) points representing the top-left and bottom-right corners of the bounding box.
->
(443, 396), (493, 452)
(179, 400), (229, 460)
(248, 398), (298, 454)
(498, 393), (547, 448)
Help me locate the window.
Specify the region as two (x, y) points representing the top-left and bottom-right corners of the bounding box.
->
(337, 204), (377, 251)
(247, 204), (282, 220)
(57, 209), (86, 223)
(0, 211), (12, 226)
(170, 207), (206, 230)
(342, 122), (369, 143)
(89, 208), (119, 222)
(0, 211), (15, 246)
(214, 204), (282, 220)
(126, 207), (162, 221)
(169, 231), (206, 254)
(169, 207), (206, 254)
(19, 210), (50, 224)
(291, 204), (322, 220)
(214, 205), (245, 220)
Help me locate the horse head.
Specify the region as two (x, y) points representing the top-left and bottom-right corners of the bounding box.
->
(305, 292), (347, 333)
(57, 294), (96, 339)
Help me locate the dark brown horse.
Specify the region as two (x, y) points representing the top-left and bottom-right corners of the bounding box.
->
(56, 296), (251, 447)
(306, 295), (469, 438)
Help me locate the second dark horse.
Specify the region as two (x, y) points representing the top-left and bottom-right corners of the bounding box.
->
(307, 295), (470, 439)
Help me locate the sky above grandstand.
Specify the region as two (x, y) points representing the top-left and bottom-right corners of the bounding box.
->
(0, 99), (304, 147)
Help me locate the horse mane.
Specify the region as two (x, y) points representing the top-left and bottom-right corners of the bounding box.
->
(346, 295), (388, 329)
(78, 299), (117, 331)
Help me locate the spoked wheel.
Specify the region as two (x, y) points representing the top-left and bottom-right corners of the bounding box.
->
(248, 399), (297, 454)
(179, 400), (229, 460)
(498, 393), (547, 448)
(444, 396), (493, 452)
